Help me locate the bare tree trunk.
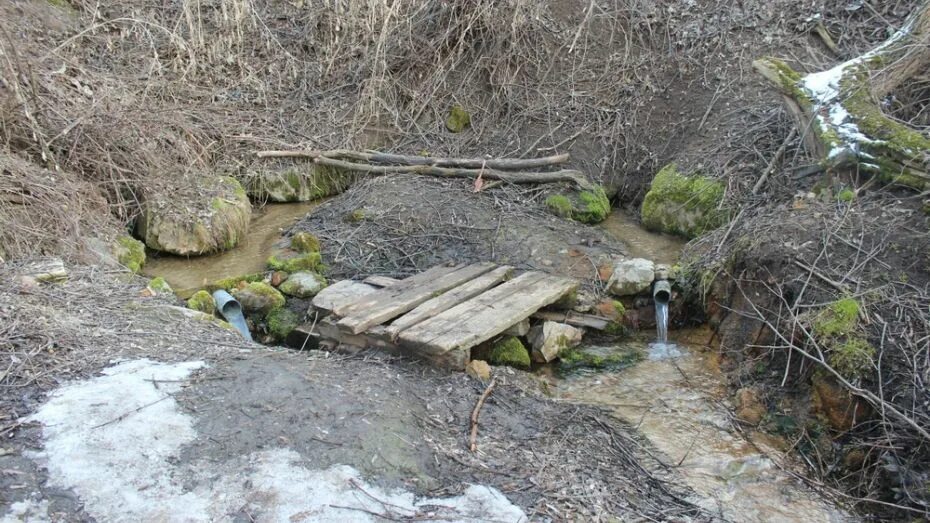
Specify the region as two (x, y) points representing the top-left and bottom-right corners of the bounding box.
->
(754, 0), (930, 190)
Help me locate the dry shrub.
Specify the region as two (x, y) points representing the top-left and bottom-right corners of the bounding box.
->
(0, 153), (115, 261)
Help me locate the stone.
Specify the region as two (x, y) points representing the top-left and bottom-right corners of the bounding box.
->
(232, 282), (286, 315)
(445, 105), (471, 133)
(270, 271), (288, 287)
(148, 277), (173, 295)
(502, 318), (530, 337)
(137, 176), (251, 256)
(465, 360), (492, 381)
(278, 272), (327, 298)
(641, 163), (728, 239)
(544, 186), (611, 224)
(112, 235), (146, 273)
(266, 308), (299, 341)
(735, 387), (765, 424)
(290, 232), (321, 254)
(246, 164), (355, 202)
(606, 258), (655, 296)
(488, 336), (530, 369)
(187, 290), (216, 315)
(22, 258), (68, 283)
(527, 321), (583, 363)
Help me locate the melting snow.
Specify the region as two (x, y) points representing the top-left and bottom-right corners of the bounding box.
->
(4, 359), (527, 523)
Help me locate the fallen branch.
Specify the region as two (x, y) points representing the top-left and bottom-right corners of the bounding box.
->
(469, 377), (497, 453)
(314, 156), (594, 189)
(751, 127), (797, 195)
(256, 148), (570, 170)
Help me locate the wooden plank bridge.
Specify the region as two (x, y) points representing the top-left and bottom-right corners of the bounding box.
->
(296, 262), (580, 369)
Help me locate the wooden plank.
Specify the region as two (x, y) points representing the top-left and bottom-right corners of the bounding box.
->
(532, 310), (611, 330)
(362, 275), (402, 288)
(385, 266), (513, 337)
(311, 280), (378, 313)
(336, 262), (498, 334)
(333, 264), (460, 317)
(399, 272), (578, 355)
(315, 318), (467, 369)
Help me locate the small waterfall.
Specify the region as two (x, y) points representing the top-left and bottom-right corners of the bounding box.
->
(655, 300), (668, 343)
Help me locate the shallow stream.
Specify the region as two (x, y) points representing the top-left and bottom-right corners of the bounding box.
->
(142, 204), (846, 520)
(142, 201), (321, 296)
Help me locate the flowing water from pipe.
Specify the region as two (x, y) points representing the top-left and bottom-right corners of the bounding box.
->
(655, 299), (668, 343)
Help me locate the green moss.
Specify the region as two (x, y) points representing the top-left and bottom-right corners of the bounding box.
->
(237, 281), (286, 311)
(489, 336), (530, 369)
(559, 346), (642, 371)
(813, 297), (860, 338)
(115, 235), (146, 273)
(149, 277), (172, 293)
(266, 307), (299, 341)
(346, 209), (366, 222)
(187, 290), (216, 315)
(612, 300), (626, 316)
(837, 188), (855, 202)
(829, 337), (875, 379)
(207, 273), (265, 292)
(290, 232), (321, 254)
(545, 194), (573, 218)
(575, 186), (611, 223)
(267, 252), (324, 273)
(545, 186), (611, 224)
(445, 105), (471, 133)
(210, 197), (225, 211)
(641, 163), (728, 238)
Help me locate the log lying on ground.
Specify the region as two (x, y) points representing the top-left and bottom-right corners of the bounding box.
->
(255, 149), (593, 189)
(257, 149), (569, 170)
(753, 0), (930, 190)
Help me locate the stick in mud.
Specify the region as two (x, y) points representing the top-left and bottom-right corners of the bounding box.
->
(469, 377), (497, 453)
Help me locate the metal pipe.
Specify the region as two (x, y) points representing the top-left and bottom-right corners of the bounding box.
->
(212, 290), (253, 342)
(653, 279), (671, 304)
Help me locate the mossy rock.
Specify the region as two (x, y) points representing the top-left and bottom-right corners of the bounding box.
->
(247, 164), (356, 202)
(267, 252), (324, 274)
(545, 186), (611, 224)
(137, 176), (251, 255)
(113, 235), (146, 273)
(206, 273), (265, 293)
(489, 336), (530, 369)
(641, 163), (728, 238)
(266, 307), (299, 341)
(290, 232), (321, 254)
(232, 282), (286, 315)
(278, 271), (327, 298)
(559, 345), (643, 371)
(445, 105), (471, 133)
(148, 277), (173, 294)
(829, 337), (875, 380)
(187, 290), (216, 315)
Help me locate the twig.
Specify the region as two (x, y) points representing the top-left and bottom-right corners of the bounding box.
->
(91, 396), (170, 429)
(469, 377), (497, 452)
(752, 127), (797, 195)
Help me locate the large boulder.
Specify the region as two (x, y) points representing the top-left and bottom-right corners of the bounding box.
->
(247, 163), (355, 202)
(527, 321), (583, 362)
(606, 258), (655, 296)
(641, 163), (728, 238)
(137, 175), (251, 256)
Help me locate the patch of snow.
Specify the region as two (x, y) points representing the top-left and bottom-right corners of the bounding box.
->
(25, 359), (210, 521)
(22, 359), (528, 522)
(1, 498), (49, 523)
(800, 18), (916, 159)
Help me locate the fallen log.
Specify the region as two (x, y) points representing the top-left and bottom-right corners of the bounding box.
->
(753, 0), (930, 191)
(257, 148), (570, 170)
(313, 156), (594, 189)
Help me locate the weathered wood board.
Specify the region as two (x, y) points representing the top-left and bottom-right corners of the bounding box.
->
(336, 262), (497, 334)
(398, 272), (578, 357)
(384, 265), (513, 338)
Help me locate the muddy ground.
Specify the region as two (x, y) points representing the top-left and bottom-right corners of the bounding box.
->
(0, 262), (703, 521)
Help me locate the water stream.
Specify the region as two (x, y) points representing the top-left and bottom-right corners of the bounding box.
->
(142, 201), (321, 297)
